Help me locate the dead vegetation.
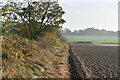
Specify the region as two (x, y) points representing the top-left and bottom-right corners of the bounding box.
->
(1, 35), (70, 78)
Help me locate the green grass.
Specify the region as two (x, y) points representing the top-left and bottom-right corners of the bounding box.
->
(63, 35), (118, 44)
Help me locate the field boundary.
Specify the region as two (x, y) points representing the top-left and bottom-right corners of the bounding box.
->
(74, 54), (92, 78)
(69, 45), (93, 78)
(70, 47), (92, 78)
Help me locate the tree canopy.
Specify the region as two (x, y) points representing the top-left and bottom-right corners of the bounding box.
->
(1, 1), (65, 40)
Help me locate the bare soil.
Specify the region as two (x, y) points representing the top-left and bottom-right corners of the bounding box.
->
(69, 43), (119, 79)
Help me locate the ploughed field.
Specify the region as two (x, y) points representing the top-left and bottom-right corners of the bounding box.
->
(70, 43), (119, 78)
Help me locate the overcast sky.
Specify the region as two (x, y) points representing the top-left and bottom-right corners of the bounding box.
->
(59, 0), (119, 31)
(1, 0), (119, 31)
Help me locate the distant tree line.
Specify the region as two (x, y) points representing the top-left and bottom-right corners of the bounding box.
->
(60, 28), (119, 36)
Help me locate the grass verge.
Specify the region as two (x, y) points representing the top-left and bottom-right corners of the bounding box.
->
(1, 35), (70, 78)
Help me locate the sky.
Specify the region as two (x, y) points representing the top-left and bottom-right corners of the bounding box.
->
(0, 0), (119, 31)
(59, 0), (119, 31)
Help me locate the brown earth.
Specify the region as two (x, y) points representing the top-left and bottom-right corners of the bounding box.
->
(70, 43), (119, 79)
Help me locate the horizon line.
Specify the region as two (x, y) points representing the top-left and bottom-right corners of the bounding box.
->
(62, 27), (119, 32)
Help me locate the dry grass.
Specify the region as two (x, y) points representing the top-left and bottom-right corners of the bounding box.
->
(1, 35), (69, 78)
